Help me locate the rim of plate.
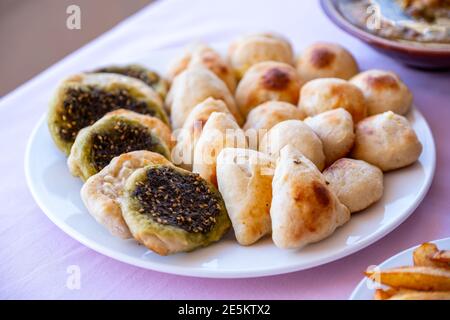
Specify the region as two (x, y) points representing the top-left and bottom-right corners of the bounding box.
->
(349, 237), (450, 300)
(25, 108), (436, 278)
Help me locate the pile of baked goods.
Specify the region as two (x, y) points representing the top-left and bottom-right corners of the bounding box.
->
(366, 242), (450, 300)
(47, 33), (423, 255)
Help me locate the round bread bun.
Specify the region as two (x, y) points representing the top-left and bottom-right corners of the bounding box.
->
(228, 33), (294, 79)
(298, 78), (367, 123)
(323, 158), (383, 213)
(304, 108), (355, 166)
(243, 101), (304, 131)
(296, 42), (359, 81)
(350, 69), (413, 116)
(172, 98), (233, 170)
(352, 111), (422, 171)
(235, 61), (302, 118)
(167, 44), (236, 93)
(259, 120), (325, 171)
(166, 65), (243, 129)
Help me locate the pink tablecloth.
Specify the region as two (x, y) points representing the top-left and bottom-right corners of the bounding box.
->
(0, 0), (449, 299)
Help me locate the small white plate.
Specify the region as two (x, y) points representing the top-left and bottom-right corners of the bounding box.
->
(349, 237), (450, 300)
(25, 48), (436, 278)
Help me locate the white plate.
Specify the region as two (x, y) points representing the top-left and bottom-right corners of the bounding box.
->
(24, 49), (436, 278)
(350, 237), (450, 300)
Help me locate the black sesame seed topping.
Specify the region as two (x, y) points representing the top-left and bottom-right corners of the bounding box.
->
(59, 86), (155, 143)
(93, 66), (161, 88)
(91, 120), (159, 171)
(132, 166), (222, 234)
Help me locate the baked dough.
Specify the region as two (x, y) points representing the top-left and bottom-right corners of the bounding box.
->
(323, 158), (383, 213)
(259, 120), (325, 171)
(235, 61), (302, 118)
(298, 78), (367, 123)
(122, 164), (231, 255)
(304, 108), (355, 166)
(68, 109), (171, 181)
(271, 146), (350, 249)
(92, 64), (169, 99)
(350, 69), (413, 116)
(216, 148), (274, 245)
(193, 112), (247, 186)
(228, 33), (294, 79)
(172, 98), (233, 170)
(352, 111), (422, 171)
(48, 73), (168, 155)
(167, 44), (236, 93)
(166, 65), (243, 129)
(80, 150), (171, 239)
(296, 42), (359, 81)
(243, 101), (305, 131)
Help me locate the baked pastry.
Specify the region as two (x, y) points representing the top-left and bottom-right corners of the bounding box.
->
(323, 158), (383, 213)
(228, 33), (294, 79)
(92, 64), (169, 99)
(235, 61), (302, 118)
(121, 164), (231, 255)
(172, 98), (233, 170)
(216, 148), (274, 245)
(68, 109), (171, 181)
(271, 146), (350, 249)
(352, 111), (422, 171)
(296, 42), (359, 81)
(48, 73), (168, 155)
(167, 44), (236, 93)
(259, 120), (325, 171)
(298, 78), (367, 123)
(304, 108), (355, 166)
(166, 65), (243, 129)
(350, 69), (413, 116)
(193, 112), (247, 186)
(81, 151), (171, 239)
(243, 101), (305, 132)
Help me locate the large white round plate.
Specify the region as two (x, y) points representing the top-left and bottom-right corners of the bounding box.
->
(25, 48), (436, 278)
(350, 237), (450, 300)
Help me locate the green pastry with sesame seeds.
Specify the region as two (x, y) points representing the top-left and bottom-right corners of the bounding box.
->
(91, 64), (169, 100)
(122, 164), (231, 255)
(48, 73), (169, 155)
(68, 109), (171, 181)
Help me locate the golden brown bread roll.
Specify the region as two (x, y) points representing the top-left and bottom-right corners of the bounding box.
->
(298, 78), (367, 123)
(193, 112), (247, 186)
(352, 111), (422, 171)
(235, 61), (303, 118)
(350, 69), (413, 116)
(228, 33), (294, 79)
(216, 148), (274, 246)
(271, 146), (350, 249)
(304, 108), (355, 166)
(172, 98), (234, 170)
(259, 120), (325, 171)
(297, 42), (359, 81)
(166, 65), (243, 129)
(323, 158), (383, 213)
(167, 44), (236, 93)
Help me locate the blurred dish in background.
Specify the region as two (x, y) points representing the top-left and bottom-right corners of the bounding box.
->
(321, 0), (450, 69)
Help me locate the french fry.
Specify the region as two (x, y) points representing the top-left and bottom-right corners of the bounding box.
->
(365, 266), (450, 291)
(388, 291), (450, 300)
(432, 250), (450, 264)
(413, 243), (450, 270)
(374, 288), (397, 300)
